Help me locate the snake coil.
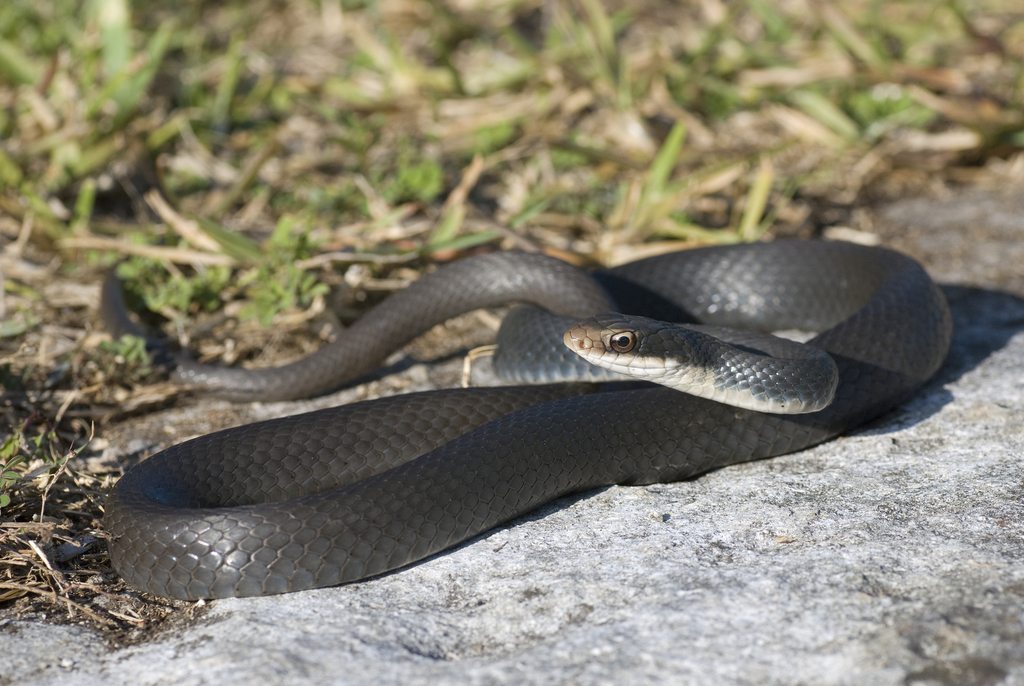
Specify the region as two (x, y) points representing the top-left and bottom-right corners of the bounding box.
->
(103, 242), (951, 599)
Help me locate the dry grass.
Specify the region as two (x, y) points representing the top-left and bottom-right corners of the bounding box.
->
(1, 0), (1023, 638)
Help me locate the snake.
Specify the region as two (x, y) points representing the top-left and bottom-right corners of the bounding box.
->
(102, 241), (951, 600)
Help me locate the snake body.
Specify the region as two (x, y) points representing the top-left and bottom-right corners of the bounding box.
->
(103, 242), (951, 599)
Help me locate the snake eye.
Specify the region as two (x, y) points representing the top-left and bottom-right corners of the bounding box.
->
(609, 332), (637, 353)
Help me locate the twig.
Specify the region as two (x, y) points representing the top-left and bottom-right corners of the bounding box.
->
(59, 235), (236, 266)
(144, 189), (223, 253)
(11, 210), (34, 258)
(295, 250), (420, 269)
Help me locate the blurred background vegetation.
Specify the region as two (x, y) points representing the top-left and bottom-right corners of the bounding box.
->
(1, 0), (1023, 630)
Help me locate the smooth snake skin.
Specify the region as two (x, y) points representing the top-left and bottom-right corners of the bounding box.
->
(103, 242), (952, 599)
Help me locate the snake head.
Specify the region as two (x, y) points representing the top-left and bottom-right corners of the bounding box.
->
(564, 313), (838, 415)
(564, 313), (703, 371)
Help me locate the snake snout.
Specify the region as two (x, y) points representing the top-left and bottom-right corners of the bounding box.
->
(563, 325), (594, 352)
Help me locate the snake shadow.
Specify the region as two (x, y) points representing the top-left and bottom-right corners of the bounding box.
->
(365, 284), (1024, 585)
(934, 285), (1024, 384)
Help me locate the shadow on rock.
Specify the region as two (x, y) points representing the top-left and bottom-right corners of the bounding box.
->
(938, 285), (1024, 385)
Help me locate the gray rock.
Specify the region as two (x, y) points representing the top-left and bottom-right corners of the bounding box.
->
(4, 193), (1024, 686)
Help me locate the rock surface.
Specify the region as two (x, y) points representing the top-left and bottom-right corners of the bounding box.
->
(3, 191), (1024, 686)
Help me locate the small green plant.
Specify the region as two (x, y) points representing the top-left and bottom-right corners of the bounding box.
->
(116, 258), (233, 321)
(0, 414), (58, 512)
(0, 435), (24, 510)
(379, 157), (444, 205)
(0, 308), (39, 338)
(472, 122), (518, 156)
(110, 216), (329, 331)
(96, 334), (154, 385)
(237, 215), (330, 326)
(846, 84), (936, 140)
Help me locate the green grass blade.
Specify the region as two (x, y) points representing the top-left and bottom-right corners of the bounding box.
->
(737, 156), (773, 241)
(0, 39), (41, 86)
(426, 229), (500, 255)
(428, 204), (466, 248)
(212, 32), (244, 132)
(577, 0), (616, 67)
(192, 216), (264, 263)
(630, 121), (688, 234)
(72, 178), (97, 233)
(96, 0), (132, 78)
(0, 146), (23, 189)
(789, 90), (859, 140)
(646, 121), (687, 200)
(111, 19), (176, 131)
